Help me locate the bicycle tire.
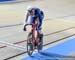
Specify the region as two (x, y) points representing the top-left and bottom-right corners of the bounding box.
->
(37, 34), (43, 52)
(27, 33), (34, 56)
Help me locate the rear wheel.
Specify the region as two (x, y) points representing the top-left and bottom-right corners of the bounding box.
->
(37, 34), (43, 52)
(27, 33), (34, 56)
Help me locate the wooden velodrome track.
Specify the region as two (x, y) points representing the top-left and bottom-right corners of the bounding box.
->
(0, 0), (75, 60)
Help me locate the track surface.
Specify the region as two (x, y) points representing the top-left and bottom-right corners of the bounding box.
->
(0, 0), (75, 60)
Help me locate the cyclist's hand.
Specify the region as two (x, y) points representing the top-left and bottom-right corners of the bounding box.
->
(23, 25), (26, 31)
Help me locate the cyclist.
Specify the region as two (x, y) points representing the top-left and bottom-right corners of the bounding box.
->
(23, 6), (44, 49)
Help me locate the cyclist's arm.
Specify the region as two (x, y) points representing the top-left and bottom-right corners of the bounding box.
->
(23, 12), (29, 31)
(25, 12), (29, 23)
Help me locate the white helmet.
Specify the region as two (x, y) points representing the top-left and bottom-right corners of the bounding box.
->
(27, 5), (36, 11)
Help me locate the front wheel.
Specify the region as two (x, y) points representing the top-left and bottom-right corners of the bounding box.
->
(27, 33), (34, 56)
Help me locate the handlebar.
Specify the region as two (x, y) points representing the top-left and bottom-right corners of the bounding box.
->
(23, 23), (36, 31)
(25, 23), (37, 27)
(25, 24), (32, 27)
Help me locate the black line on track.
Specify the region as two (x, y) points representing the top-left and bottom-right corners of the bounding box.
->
(0, 23), (23, 28)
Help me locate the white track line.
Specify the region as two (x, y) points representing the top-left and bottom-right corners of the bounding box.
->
(0, 40), (25, 51)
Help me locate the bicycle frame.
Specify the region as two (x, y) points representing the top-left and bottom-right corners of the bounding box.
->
(26, 20), (43, 56)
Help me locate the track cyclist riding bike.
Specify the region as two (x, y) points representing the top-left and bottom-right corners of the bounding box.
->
(23, 5), (44, 55)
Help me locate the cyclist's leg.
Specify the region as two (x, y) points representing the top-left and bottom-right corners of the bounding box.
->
(37, 27), (43, 42)
(37, 15), (44, 39)
(30, 17), (38, 47)
(36, 20), (43, 51)
(37, 29), (43, 51)
(38, 12), (44, 49)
